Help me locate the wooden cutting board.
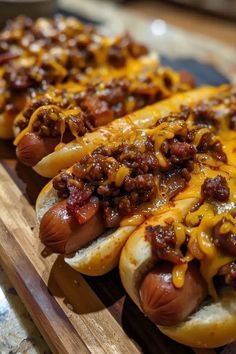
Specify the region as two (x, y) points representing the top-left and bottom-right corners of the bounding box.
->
(0, 141), (221, 354)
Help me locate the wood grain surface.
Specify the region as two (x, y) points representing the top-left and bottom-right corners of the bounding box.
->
(0, 141), (214, 354)
(0, 3), (234, 352)
(122, 1), (236, 49)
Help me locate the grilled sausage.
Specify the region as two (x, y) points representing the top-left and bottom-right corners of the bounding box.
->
(40, 199), (105, 254)
(139, 262), (207, 326)
(16, 133), (60, 166)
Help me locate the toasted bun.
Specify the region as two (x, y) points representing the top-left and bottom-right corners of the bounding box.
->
(36, 179), (59, 221)
(65, 225), (135, 276)
(36, 179), (136, 276)
(119, 197), (236, 348)
(33, 86), (220, 177)
(160, 289), (236, 348)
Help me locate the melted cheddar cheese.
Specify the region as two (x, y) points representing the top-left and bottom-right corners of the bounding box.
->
(13, 56), (190, 146)
(142, 84), (236, 294)
(171, 175), (236, 296)
(172, 264), (188, 288)
(121, 214), (146, 227)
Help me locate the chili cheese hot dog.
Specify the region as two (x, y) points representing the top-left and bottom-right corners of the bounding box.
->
(14, 62), (191, 167)
(36, 88), (231, 276)
(119, 85), (236, 347)
(0, 15), (149, 138)
(120, 166), (236, 348)
(33, 86), (225, 177)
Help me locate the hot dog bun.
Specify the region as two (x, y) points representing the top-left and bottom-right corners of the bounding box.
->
(160, 289), (236, 348)
(119, 169), (236, 348)
(36, 178), (136, 276)
(13, 53), (159, 140)
(33, 86), (221, 177)
(65, 226), (136, 276)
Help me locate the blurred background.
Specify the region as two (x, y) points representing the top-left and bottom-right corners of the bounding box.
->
(0, 0), (236, 47)
(0, 0), (235, 49)
(121, 0), (236, 47)
(115, 0), (236, 20)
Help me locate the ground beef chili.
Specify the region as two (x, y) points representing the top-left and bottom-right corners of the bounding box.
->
(146, 224), (184, 264)
(52, 110), (229, 228)
(53, 142), (159, 228)
(169, 141), (196, 163)
(197, 132), (227, 163)
(0, 16), (148, 85)
(14, 67), (184, 137)
(144, 163), (236, 295)
(31, 107), (88, 139)
(146, 214), (236, 292)
(1, 15), (148, 122)
(159, 168), (190, 199)
(212, 217), (236, 256)
(191, 87), (236, 131)
(17, 96), (54, 131)
(192, 104), (220, 129)
(52, 119), (201, 227)
(201, 175), (230, 202)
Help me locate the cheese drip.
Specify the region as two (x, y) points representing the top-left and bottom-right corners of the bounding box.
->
(171, 200), (236, 298)
(14, 105), (82, 145)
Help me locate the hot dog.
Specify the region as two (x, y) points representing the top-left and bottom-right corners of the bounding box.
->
(36, 86), (234, 277)
(119, 166), (236, 348)
(16, 133), (62, 166)
(139, 262), (207, 326)
(33, 86), (225, 178)
(14, 61), (192, 167)
(0, 15), (150, 138)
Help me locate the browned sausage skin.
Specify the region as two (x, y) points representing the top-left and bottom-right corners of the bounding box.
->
(16, 133), (61, 166)
(40, 199), (105, 254)
(139, 262), (207, 326)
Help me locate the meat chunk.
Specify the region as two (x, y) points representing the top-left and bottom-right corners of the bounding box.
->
(193, 104), (219, 129)
(80, 95), (113, 127)
(198, 132), (227, 163)
(146, 224), (184, 264)
(201, 175), (230, 202)
(169, 141), (196, 163)
(212, 217), (236, 256)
